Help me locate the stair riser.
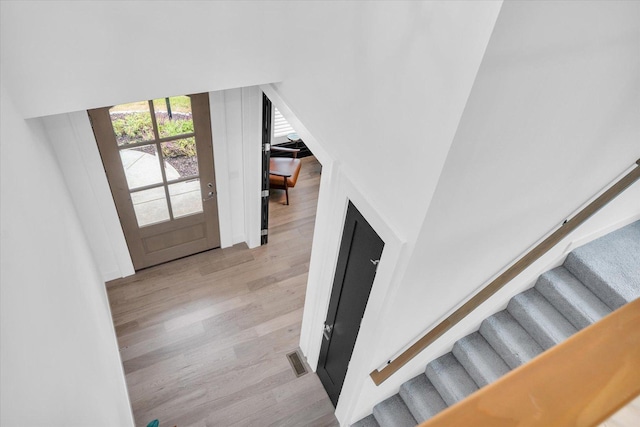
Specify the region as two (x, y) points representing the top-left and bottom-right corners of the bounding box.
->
(452, 332), (510, 387)
(399, 375), (446, 423)
(507, 289), (577, 350)
(479, 311), (543, 369)
(425, 353), (478, 407)
(535, 267), (611, 330)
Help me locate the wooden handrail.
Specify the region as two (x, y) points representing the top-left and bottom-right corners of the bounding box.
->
(419, 298), (640, 426)
(370, 159), (640, 385)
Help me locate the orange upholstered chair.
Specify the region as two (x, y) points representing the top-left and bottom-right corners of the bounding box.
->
(269, 146), (301, 205)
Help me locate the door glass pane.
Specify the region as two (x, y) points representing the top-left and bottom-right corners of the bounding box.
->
(161, 137), (199, 180)
(153, 96), (193, 138)
(169, 179), (203, 218)
(110, 102), (155, 146)
(120, 146), (163, 189)
(131, 187), (170, 227)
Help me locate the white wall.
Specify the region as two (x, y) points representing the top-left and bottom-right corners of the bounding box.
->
(241, 87), (264, 249)
(211, 86), (263, 249)
(0, 1), (287, 119)
(0, 85), (134, 426)
(42, 112), (135, 281)
(210, 89), (246, 247)
(349, 1), (640, 422)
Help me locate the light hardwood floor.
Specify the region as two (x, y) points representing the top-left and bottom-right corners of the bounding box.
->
(107, 156), (339, 427)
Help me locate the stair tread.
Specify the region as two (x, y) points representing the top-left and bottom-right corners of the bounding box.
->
(399, 374), (447, 423)
(452, 331), (511, 387)
(352, 414), (380, 427)
(479, 310), (543, 369)
(507, 288), (578, 350)
(373, 394), (417, 427)
(564, 221), (640, 310)
(425, 353), (478, 406)
(535, 266), (612, 330)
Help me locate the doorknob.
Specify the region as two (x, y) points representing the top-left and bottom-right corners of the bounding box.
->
(203, 191), (216, 201)
(323, 323), (333, 341)
(203, 183), (216, 201)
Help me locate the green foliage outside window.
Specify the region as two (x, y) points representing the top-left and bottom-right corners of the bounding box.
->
(111, 113), (195, 157)
(112, 113), (154, 141)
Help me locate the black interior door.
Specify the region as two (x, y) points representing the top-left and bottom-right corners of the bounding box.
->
(261, 93), (272, 245)
(317, 201), (385, 406)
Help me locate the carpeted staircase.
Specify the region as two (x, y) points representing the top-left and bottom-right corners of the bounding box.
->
(353, 220), (640, 427)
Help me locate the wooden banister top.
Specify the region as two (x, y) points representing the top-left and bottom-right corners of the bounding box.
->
(371, 159), (640, 386)
(419, 299), (640, 426)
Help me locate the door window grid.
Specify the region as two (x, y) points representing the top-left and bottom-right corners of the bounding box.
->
(109, 97), (203, 227)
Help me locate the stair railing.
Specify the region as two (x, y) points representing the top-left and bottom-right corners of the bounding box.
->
(370, 158), (640, 386)
(419, 298), (640, 426)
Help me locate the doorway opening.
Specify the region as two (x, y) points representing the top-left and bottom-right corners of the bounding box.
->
(261, 93), (321, 245)
(88, 93), (220, 270)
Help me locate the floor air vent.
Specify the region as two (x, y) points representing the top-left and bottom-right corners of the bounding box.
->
(286, 350), (308, 377)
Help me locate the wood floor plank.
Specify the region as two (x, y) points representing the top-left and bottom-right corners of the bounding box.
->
(120, 321), (205, 362)
(107, 157), (338, 426)
(255, 307), (304, 337)
(270, 398), (337, 427)
(205, 388), (279, 427)
(163, 295), (248, 332)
